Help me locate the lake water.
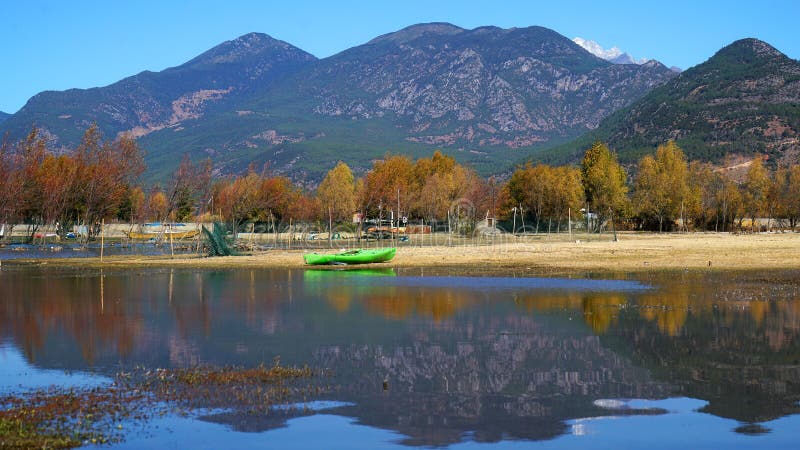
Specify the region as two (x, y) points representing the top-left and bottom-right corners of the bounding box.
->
(1, 266), (800, 448)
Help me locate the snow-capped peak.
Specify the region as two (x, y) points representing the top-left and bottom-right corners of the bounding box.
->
(573, 37), (650, 65)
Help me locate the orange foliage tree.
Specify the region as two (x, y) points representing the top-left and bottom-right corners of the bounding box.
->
(357, 154), (414, 219)
(74, 125), (145, 237)
(0, 134), (25, 233)
(214, 168), (303, 235)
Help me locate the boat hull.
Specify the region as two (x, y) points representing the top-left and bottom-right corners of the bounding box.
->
(303, 248), (396, 265)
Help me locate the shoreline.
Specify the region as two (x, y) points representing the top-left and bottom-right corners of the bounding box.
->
(4, 232), (800, 274)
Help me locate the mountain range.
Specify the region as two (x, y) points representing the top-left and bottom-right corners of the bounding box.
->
(0, 111), (9, 125)
(1, 24), (797, 183)
(547, 38), (800, 165)
(0, 23), (677, 182)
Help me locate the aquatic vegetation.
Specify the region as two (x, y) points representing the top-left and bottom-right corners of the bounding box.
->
(123, 362), (321, 412)
(0, 361), (323, 448)
(0, 386), (147, 448)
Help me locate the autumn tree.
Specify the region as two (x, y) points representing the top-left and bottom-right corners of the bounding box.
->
(287, 191), (321, 223)
(166, 155), (213, 222)
(316, 161), (356, 223)
(215, 171), (263, 236)
(119, 186), (146, 225)
(716, 174), (744, 232)
(785, 166), (800, 230)
(458, 169), (496, 225)
(145, 189), (169, 222)
(74, 125), (144, 237)
(742, 156), (772, 232)
(412, 152), (472, 221)
(0, 134), (24, 234)
(685, 162), (714, 230)
(632, 141), (691, 232)
(38, 154), (78, 234)
(214, 169), (298, 236)
(581, 142), (629, 238)
(772, 165), (800, 230)
(358, 154), (414, 219)
(507, 164), (554, 231)
(507, 163), (584, 233)
(16, 128), (48, 240)
(550, 166), (585, 231)
(260, 175), (296, 223)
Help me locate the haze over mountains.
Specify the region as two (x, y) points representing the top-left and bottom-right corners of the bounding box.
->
(1, 23), (797, 182)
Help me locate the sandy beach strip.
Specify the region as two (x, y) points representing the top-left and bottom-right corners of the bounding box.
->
(5, 232), (800, 273)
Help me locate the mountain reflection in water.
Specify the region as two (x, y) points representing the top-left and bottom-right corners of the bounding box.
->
(1, 266), (800, 446)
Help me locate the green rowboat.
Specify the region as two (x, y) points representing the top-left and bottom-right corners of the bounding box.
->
(303, 248), (396, 265)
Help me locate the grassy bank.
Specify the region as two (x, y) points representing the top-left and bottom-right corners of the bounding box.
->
(5, 232), (800, 273)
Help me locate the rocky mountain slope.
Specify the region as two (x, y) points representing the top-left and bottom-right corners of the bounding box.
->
(303, 24), (675, 147)
(2, 23), (678, 181)
(2, 33), (316, 150)
(549, 38), (800, 165)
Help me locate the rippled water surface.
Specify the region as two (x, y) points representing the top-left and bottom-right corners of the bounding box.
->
(2, 265), (800, 448)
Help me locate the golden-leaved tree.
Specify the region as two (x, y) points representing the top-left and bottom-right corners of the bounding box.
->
(358, 154), (414, 218)
(507, 163), (584, 232)
(580, 142), (628, 237)
(742, 156), (772, 231)
(633, 141), (691, 232)
(411, 151), (472, 221)
(316, 161), (356, 223)
(779, 165), (800, 229)
(146, 189), (169, 222)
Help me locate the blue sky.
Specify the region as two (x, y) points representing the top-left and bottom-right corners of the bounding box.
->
(2, 0), (798, 113)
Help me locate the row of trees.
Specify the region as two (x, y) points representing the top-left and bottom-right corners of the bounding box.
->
(0, 126), (144, 239)
(211, 151), (497, 234)
(508, 140), (800, 233)
(2, 124), (799, 242)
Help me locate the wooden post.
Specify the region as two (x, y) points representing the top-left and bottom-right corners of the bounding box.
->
(100, 268), (104, 313)
(611, 208), (618, 242)
(196, 219), (202, 256)
(586, 203), (590, 238)
(397, 188), (400, 246)
(512, 207), (516, 237)
(169, 224), (174, 257)
(447, 210), (451, 247)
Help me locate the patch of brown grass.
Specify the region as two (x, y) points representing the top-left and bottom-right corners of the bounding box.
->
(6, 232), (800, 273)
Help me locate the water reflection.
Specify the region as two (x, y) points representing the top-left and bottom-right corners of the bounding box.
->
(1, 267), (800, 446)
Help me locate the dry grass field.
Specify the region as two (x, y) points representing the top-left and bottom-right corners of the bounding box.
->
(12, 232), (800, 274)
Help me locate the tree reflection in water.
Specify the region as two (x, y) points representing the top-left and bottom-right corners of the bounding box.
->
(1, 267), (799, 445)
